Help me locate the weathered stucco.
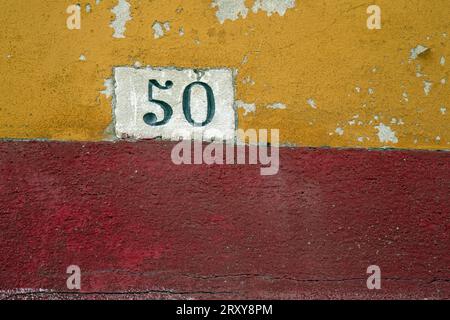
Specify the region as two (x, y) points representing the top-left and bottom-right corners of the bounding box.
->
(0, 0), (449, 150)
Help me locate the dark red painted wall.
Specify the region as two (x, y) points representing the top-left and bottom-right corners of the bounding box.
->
(0, 141), (449, 299)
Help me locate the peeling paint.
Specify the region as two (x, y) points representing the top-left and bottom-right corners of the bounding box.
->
(410, 45), (429, 60)
(307, 98), (317, 109)
(211, 0), (248, 24)
(266, 102), (286, 109)
(375, 123), (398, 144)
(237, 100), (256, 116)
(423, 80), (432, 96)
(402, 92), (409, 102)
(252, 0), (296, 16)
(100, 78), (114, 98)
(111, 0), (132, 39)
(153, 21), (171, 39)
(335, 127), (344, 136)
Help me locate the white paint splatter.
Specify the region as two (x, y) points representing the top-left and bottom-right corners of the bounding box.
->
(436, 136), (441, 141)
(100, 78), (114, 98)
(440, 56), (446, 66)
(423, 80), (432, 96)
(266, 102), (286, 109)
(441, 78), (447, 85)
(211, 0), (248, 24)
(252, 0), (296, 16)
(110, 0), (132, 39)
(410, 45), (429, 60)
(440, 106), (447, 115)
(368, 88), (375, 95)
(335, 127), (344, 136)
(355, 87), (361, 93)
(79, 54), (87, 61)
(152, 21), (170, 39)
(236, 100), (256, 116)
(86, 4), (92, 13)
(375, 123), (398, 144)
(307, 98), (317, 109)
(179, 27), (185, 36)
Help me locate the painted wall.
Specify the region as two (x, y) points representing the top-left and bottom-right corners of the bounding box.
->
(0, 0), (448, 149)
(0, 0), (449, 300)
(0, 142), (449, 299)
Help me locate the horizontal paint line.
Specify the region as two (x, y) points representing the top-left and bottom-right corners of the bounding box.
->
(0, 141), (449, 299)
(0, 138), (449, 153)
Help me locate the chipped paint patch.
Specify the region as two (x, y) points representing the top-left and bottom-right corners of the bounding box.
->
(79, 54), (87, 61)
(335, 127), (344, 136)
(100, 78), (114, 98)
(111, 0), (132, 39)
(266, 102), (286, 110)
(410, 45), (429, 60)
(440, 106), (447, 115)
(307, 98), (317, 109)
(402, 92), (409, 102)
(152, 21), (171, 39)
(211, 0), (248, 24)
(237, 100), (256, 116)
(440, 56), (446, 66)
(375, 123), (398, 144)
(252, 0), (296, 16)
(423, 80), (432, 96)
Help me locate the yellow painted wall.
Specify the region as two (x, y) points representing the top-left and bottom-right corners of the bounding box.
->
(0, 0), (448, 149)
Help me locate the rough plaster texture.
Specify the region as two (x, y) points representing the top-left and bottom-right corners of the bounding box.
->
(0, 141), (449, 299)
(0, 0), (448, 149)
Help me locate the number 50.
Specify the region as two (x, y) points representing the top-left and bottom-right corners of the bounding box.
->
(144, 79), (216, 127)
